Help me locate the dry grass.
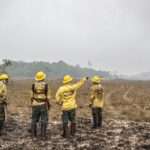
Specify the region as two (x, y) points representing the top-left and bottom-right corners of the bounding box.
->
(6, 79), (150, 122)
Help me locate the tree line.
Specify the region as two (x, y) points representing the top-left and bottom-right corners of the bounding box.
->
(0, 60), (114, 79)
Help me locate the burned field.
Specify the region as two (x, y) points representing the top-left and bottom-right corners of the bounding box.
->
(0, 80), (150, 150)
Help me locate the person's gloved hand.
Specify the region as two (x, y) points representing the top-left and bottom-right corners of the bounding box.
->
(83, 77), (89, 81)
(89, 103), (92, 108)
(86, 77), (89, 80)
(31, 97), (34, 103)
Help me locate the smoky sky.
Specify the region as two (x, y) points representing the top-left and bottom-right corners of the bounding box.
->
(0, 0), (150, 75)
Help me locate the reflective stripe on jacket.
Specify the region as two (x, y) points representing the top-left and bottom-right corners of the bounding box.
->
(90, 84), (104, 108)
(56, 79), (86, 111)
(0, 81), (7, 104)
(31, 81), (50, 106)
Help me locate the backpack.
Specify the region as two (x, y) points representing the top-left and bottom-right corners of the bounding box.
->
(32, 82), (48, 96)
(0, 81), (5, 97)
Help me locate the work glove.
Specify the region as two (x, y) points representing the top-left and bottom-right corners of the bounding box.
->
(86, 77), (89, 80)
(31, 97), (34, 104)
(45, 98), (51, 110)
(56, 101), (63, 106)
(83, 77), (89, 81)
(2, 101), (7, 106)
(89, 104), (92, 108)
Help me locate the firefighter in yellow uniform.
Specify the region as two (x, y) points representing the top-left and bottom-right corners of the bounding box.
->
(0, 74), (8, 135)
(31, 71), (51, 140)
(56, 75), (87, 138)
(90, 76), (104, 129)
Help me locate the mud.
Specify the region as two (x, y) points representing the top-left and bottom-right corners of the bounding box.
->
(0, 80), (150, 149)
(0, 116), (150, 150)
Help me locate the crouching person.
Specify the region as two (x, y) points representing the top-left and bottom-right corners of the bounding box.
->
(0, 74), (9, 136)
(56, 75), (87, 138)
(90, 76), (104, 129)
(31, 71), (51, 140)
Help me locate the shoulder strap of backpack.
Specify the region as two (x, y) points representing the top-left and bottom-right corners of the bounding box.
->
(32, 83), (35, 99)
(45, 83), (48, 97)
(32, 83), (35, 93)
(32, 82), (48, 97)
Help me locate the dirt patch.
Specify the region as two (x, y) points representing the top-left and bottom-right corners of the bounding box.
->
(0, 116), (150, 150)
(0, 79), (150, 149)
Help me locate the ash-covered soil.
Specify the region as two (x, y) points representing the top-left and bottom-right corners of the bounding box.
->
(0, 116), (150, 150)
(1, 80), (150, 149)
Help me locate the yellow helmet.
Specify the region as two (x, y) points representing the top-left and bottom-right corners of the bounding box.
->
(63, 75), (73, 84)
(0, 74), (9, 80)
(35, 71), (46, 81)
(91, 75), (104, 84)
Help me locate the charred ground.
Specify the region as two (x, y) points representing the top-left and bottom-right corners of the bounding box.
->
(0, 80), (150, 150)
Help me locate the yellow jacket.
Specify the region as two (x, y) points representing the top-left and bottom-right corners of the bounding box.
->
(90, 84), (104, 108)
(0, 81), (7, 104)
(31, 81), (51, 106)
(56, 78), (86, 111)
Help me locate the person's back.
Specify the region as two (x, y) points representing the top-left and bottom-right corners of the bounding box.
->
(32, 80), (48, 106)
(90, 84), (104, 108)
(56, 84), (78, 111)
(56, 77), (86, 111)
(90, 76), (104, 129)
(55, 75), (87, 138)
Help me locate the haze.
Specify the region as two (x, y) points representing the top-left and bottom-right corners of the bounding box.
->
(0, 0), (150, 75)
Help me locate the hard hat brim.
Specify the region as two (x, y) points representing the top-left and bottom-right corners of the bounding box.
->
(63, 78), (73, 84)
(35, 74), (46, 81)
(0, 74), (9, 80)
(91, 77), (104, 83)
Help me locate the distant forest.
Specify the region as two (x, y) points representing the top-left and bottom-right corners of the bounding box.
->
(0, 60), (116, 79)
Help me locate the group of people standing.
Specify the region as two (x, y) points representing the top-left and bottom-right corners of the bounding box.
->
(0, 71), (104, 140)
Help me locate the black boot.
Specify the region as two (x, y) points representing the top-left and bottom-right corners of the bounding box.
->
(92, 112), (97, 129)
(97, 108), (102, 128)
(0, 121), (3, 136)
(31, 123), (37, 139)
(62, 124), (69, 138)
(70, 123), (76, 136)
(41, 123), (47, 140)
(0, 128), (1, 136)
